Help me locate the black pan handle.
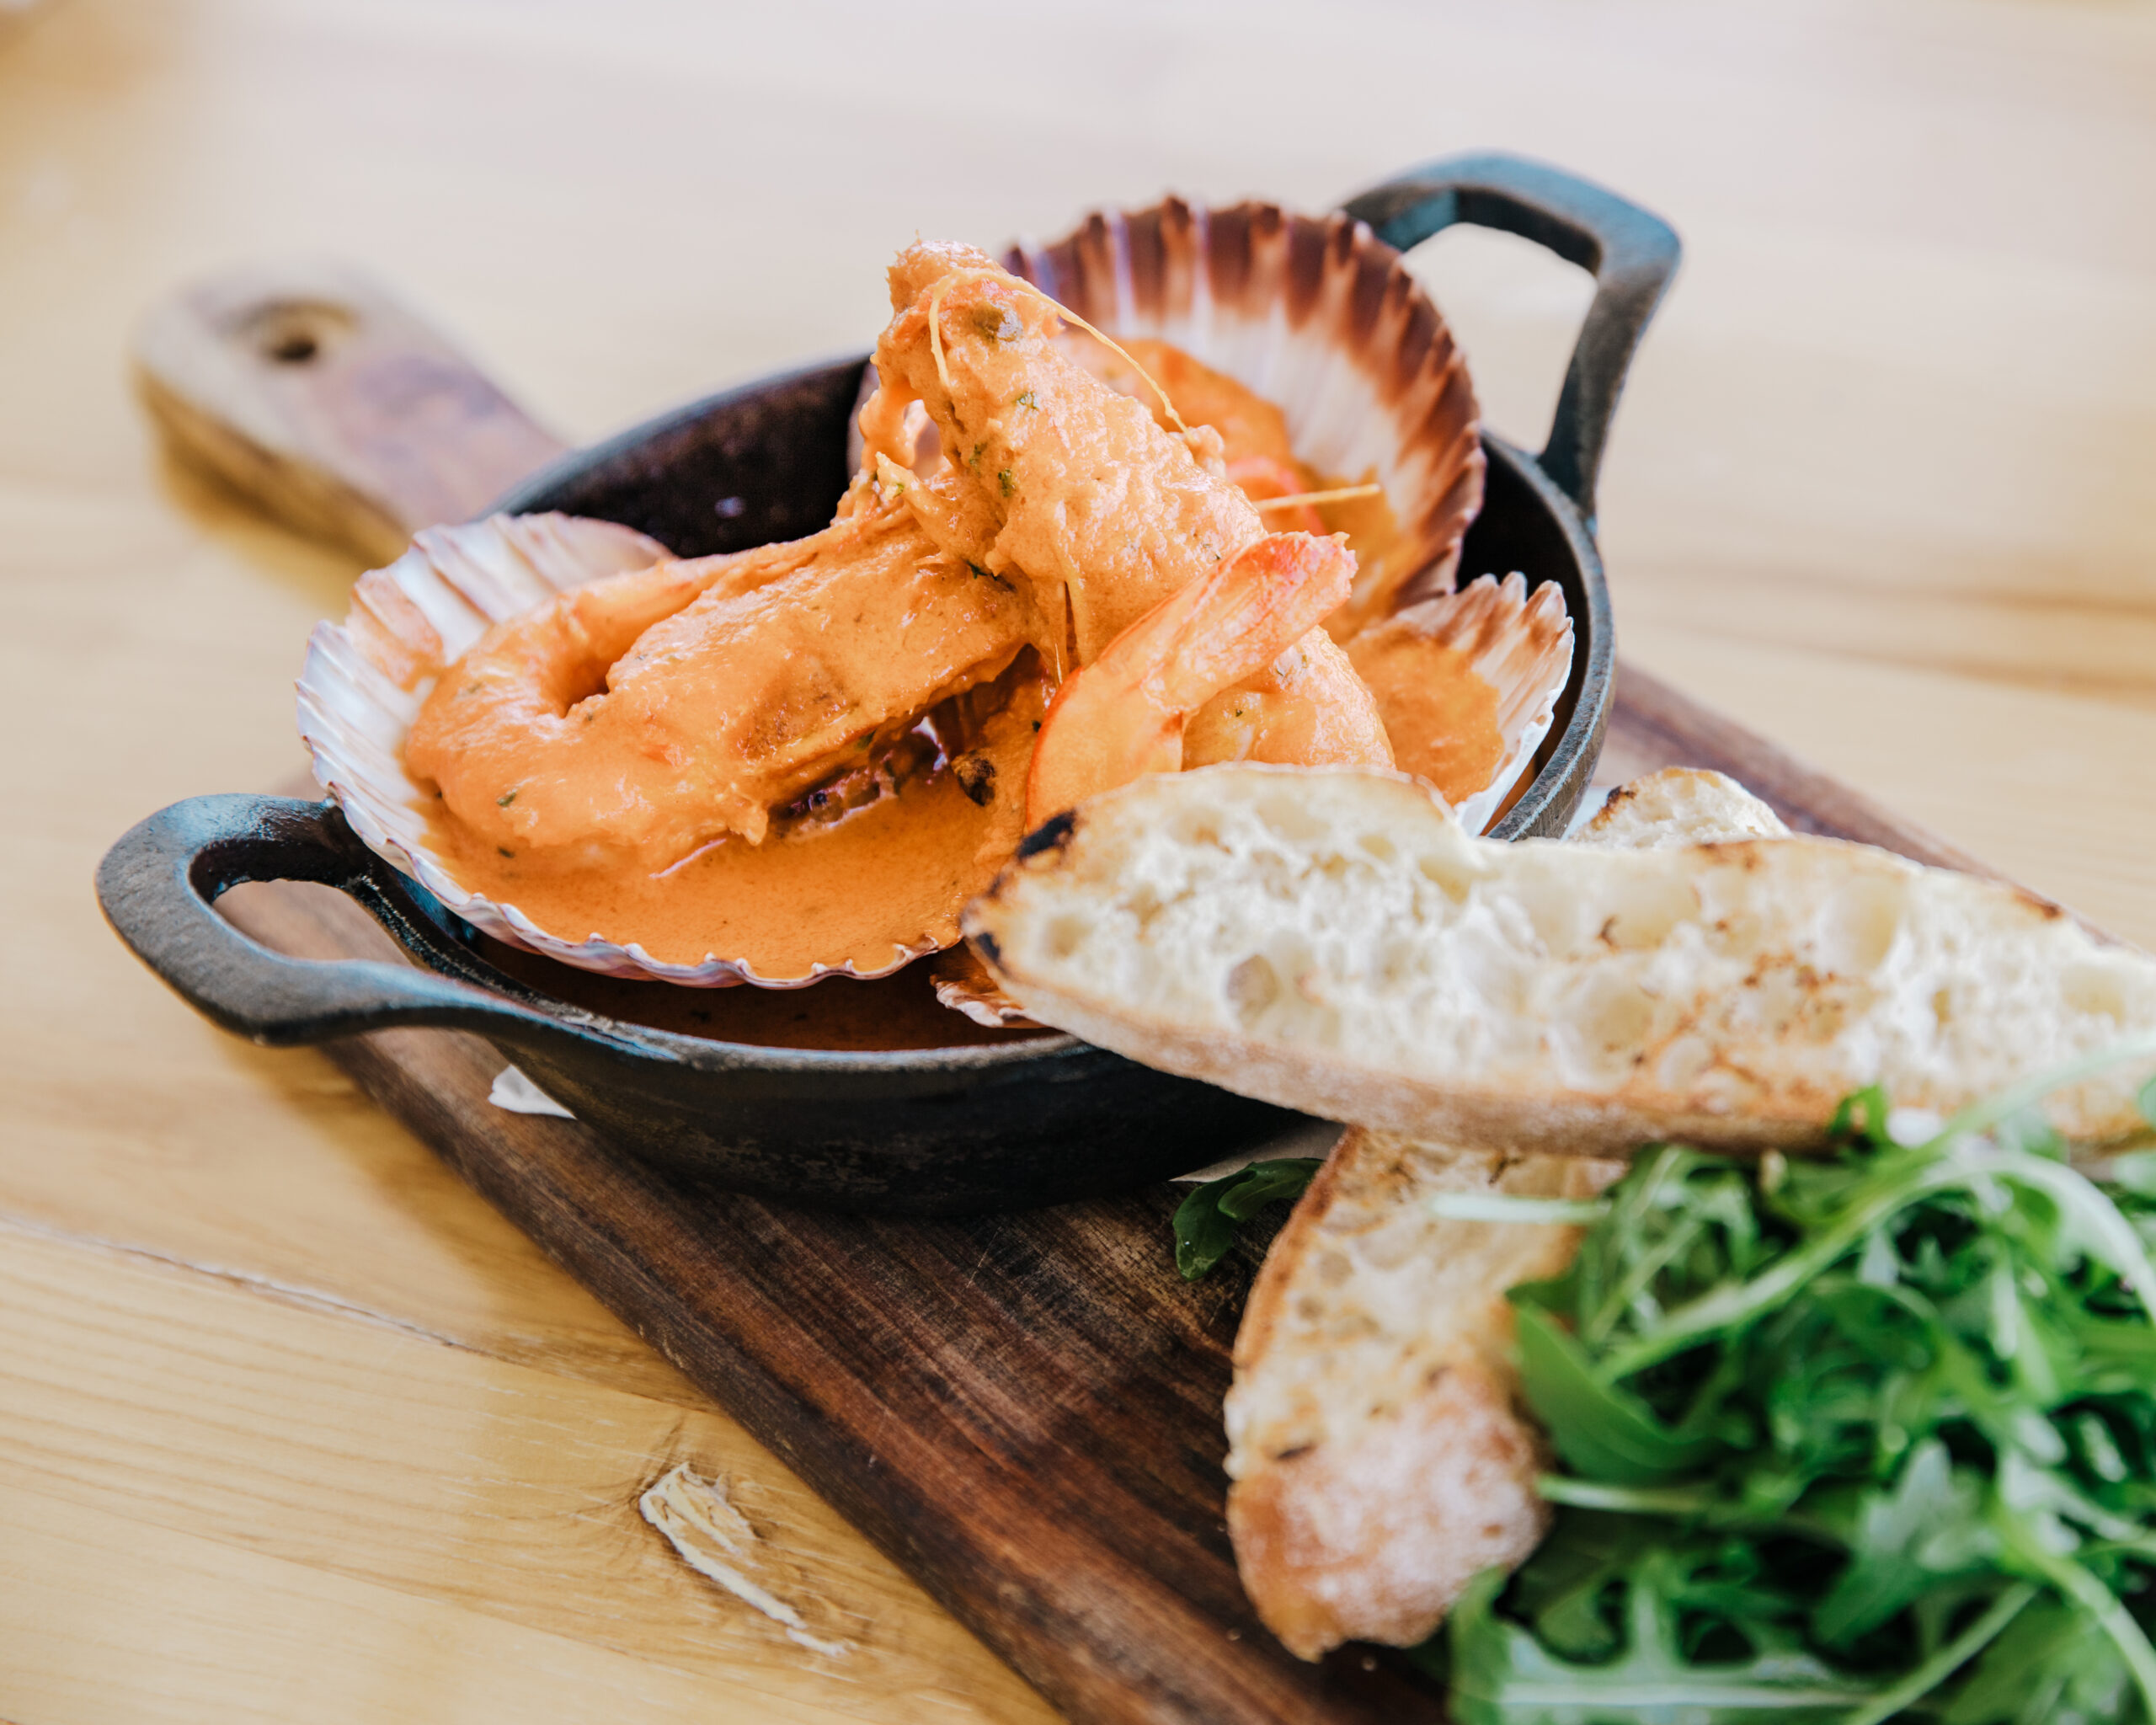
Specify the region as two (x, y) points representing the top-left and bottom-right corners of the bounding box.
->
(1342, 152), (1680, 525)
(95, 793), (655, 1058)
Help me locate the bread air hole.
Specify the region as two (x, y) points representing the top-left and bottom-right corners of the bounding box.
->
(1358, 832), (1399, 864)
(1257, 794), (1326, 842)
(1377, 939), (1417, 989)
(1170, 811), (1223, 850)
(1598, 873), (1700, 951)
(1816, 876), (1908, 974)
(2063, 961), (2130, 1023)
(1123, 883), (1164, 930)
(1416, 851), (1473, 904)
(1553, 972), (1659, 1072)
(1227, 937), (1339, 1041)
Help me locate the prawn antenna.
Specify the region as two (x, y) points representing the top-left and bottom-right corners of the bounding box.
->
(1028, 294), (1193, 442)
(1252, 483), (1385, 511)
(927, 272), (960, 407)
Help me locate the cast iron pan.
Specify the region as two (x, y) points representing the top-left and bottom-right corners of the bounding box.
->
(98, 152), (1679, 1214)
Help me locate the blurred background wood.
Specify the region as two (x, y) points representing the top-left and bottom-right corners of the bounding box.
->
(4, 0), (2153, 1720)
(133, 259), (568, 562)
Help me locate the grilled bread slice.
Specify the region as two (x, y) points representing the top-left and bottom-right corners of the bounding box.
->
(1225, 1130), (1623, 1658)
(1221, 769), (1786, 1660)
(963, 765), (2156, 1153)
(1577, 765), (1791, 849)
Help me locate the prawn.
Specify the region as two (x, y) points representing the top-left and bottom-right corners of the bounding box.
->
(864, 242), (1263, 669)
(862, 246), (1400, 825)
(407, 477), (1031, 868)
(1022, 531), (1380, 826)
(1183, 628), (1395, 772)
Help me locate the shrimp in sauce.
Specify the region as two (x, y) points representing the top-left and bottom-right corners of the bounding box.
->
(1024, 528), (1366, 825)
(407, 474), (1029, 870)
(392, 241), (1447, 991)
(863, 242), (1261, 669)
(866, 243), (1391, 799)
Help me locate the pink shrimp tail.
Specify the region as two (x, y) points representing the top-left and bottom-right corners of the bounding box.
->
(1023, 532), (1355, 827)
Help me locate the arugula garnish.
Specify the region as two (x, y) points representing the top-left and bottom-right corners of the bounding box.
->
(1436, 1042), (2156, 1722)
(1172, 1157), (1323, 1280)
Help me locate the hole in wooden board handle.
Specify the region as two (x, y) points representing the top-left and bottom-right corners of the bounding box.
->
(131, 261), (571, 564)
(233, 298), (358, 368)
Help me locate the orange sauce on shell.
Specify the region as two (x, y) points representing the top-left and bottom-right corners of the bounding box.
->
(1316, 473), (1406, 633)
(1342, 636), (1504, 806)
(424, 674), (1044, 993)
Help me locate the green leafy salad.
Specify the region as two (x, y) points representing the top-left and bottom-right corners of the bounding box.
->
(1439, 1051), (2156, 1722)
(1179, 1047), (2156, 1721)
(1172, 1156), (1326, 1279)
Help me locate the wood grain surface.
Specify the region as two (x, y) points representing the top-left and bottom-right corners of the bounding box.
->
(8, 1), (2156, 1722)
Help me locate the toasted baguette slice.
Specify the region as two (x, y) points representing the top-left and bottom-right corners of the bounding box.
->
(1226, 1130), (1623, 1659)
(1578, 766), (1789, 848)
(1224, 769), (1774, 1660)
(963, 764), (2156, 1151)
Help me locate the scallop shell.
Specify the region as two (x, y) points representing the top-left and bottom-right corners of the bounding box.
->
(929, 946), (1038, 1029)
(1344, 573), (1574, 836)
(1002, 196), (1484, 617)
(297, 511), (947, 987)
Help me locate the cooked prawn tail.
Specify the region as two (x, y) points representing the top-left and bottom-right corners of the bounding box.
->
(1023, 531), (1355, 826)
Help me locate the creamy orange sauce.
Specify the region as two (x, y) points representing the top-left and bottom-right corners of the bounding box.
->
(1339, 636), (1503, 805)
(426, 667), (1046, 985)
(1317, 475), (1407, 637)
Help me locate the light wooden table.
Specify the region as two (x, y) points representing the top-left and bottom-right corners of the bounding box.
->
(5, 1), (2153, 1719)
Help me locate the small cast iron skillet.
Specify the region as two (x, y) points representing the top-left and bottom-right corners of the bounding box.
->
(97, 152), (1678, 1215)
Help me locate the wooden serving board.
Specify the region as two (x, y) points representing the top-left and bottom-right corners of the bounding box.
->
(146, 263), (2001, 1722)
(214, 667), (1986, 1725)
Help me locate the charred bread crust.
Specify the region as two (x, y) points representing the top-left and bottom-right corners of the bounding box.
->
(1013, 808), (1078, 862)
